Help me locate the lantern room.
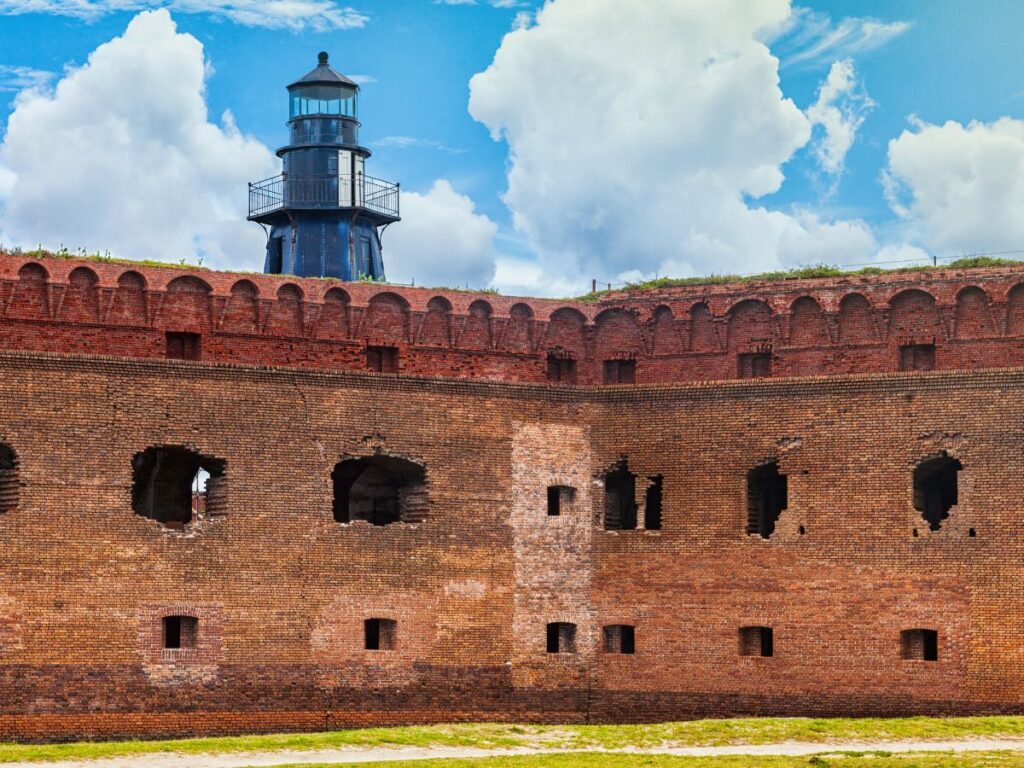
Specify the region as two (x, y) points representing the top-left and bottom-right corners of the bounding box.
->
(288, 52), (358, 119)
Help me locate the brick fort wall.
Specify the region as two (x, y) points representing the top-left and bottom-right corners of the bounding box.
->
(1, 348), (1024, 739)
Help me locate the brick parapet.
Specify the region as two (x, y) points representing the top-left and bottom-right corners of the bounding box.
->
(4, 252), (1024, 384)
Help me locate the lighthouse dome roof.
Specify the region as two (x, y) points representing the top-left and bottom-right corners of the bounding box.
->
(288, 52), (358, 89)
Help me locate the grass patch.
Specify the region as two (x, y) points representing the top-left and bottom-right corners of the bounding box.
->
(574, 257), (1024, 302)
(4, 717), (1024, 764)
(3, 247), (210, 271)
(263, 752), (1024, 768)
(7, 250), (1022, 303)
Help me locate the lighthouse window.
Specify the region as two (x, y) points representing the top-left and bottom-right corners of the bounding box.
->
(644, 476), (663, 530)
(289, 85), (357, 119)
(547, 485), (575, 517)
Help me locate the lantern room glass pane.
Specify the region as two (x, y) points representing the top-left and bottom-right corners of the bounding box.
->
(289, 84), (357, 119)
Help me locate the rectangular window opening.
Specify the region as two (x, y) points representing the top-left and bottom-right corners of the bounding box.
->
(365, 618), (397, 651)
(162, 615), (198, 650)
(900, 344), (936, 372)
(901, 628), (938, 661)
(746, 461), (787, 539)
(603, 359), (636, 385)
(644, 476), (663, 530)
(604, 462), (637, 530)
(739, 626), (773, 657)
(366, 346), (399, 373)
(547, 355), (577, 384)
(603, 624), (636, 654)
(913, 454), (962, 531)
(738, 352), (771, 379)
(547, 485), (575, 517)
(166, 332), (201, 361)
(546, 622), (577, 654)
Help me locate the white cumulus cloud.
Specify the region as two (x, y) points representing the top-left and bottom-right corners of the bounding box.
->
(884, 117), (1024, 256)
(0, 0), (368, 31)
(468, 0), (878, 286)
(384, 180), (498, 289)
(0, 9), (278, 269)
(805, 59), (874, 178)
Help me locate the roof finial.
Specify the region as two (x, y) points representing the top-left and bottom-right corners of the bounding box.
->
(318, 51), (329, 66)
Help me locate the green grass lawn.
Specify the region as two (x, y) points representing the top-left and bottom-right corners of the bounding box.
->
(264, 753), (1024, 768)
(4, 717), (1024, 764)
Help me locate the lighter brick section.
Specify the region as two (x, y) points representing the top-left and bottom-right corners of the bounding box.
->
(510, 421), (594, 688)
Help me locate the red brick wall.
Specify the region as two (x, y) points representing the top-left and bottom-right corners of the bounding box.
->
(5, 253), (1024, 385)
(2, 351), (1024, 739)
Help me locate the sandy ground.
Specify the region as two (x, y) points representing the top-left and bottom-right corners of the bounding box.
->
(6, 738), (1024, 768)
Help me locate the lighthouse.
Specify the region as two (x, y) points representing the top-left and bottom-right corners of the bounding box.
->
(248, 52), (400, 281)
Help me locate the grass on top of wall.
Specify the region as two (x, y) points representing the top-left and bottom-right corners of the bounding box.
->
(6, 249), (1023, 303)
(5, 717), (1024, 763)
(574, 257), (1024, 302)
(273, 754), (1024, 768)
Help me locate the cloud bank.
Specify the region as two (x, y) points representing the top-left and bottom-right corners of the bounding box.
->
(384, 180), (498, 289)
(469, 0), (879, 287)
(0, 0), (368, 31)
(7, 0), (1013, 298)
(885, 117), (1024, 256)
(0, 9), (277, 269)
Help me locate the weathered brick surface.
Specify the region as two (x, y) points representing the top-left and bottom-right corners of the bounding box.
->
(6, 253), (1024, 384)
(3, 252), (1024, 740)
(0, 349), (1022, 739)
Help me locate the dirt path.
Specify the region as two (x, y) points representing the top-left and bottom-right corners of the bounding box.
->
(7, 738), (1024, 768)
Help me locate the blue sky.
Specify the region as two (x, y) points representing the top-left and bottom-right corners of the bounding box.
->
(0, 0), (1023, 296)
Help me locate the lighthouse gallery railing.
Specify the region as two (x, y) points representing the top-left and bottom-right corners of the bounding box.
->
(248, 173), (400, 219)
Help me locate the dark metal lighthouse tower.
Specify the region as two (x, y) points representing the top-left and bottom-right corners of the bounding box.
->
(248, 52), (400, 281)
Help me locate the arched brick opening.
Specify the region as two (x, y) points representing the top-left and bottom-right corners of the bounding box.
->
(838, 293), (875, 343)
(110, 271), (147, 325)
(789, 296), (827, 347)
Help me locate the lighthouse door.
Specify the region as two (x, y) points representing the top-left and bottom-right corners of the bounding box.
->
(338, 150), (352, 206)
